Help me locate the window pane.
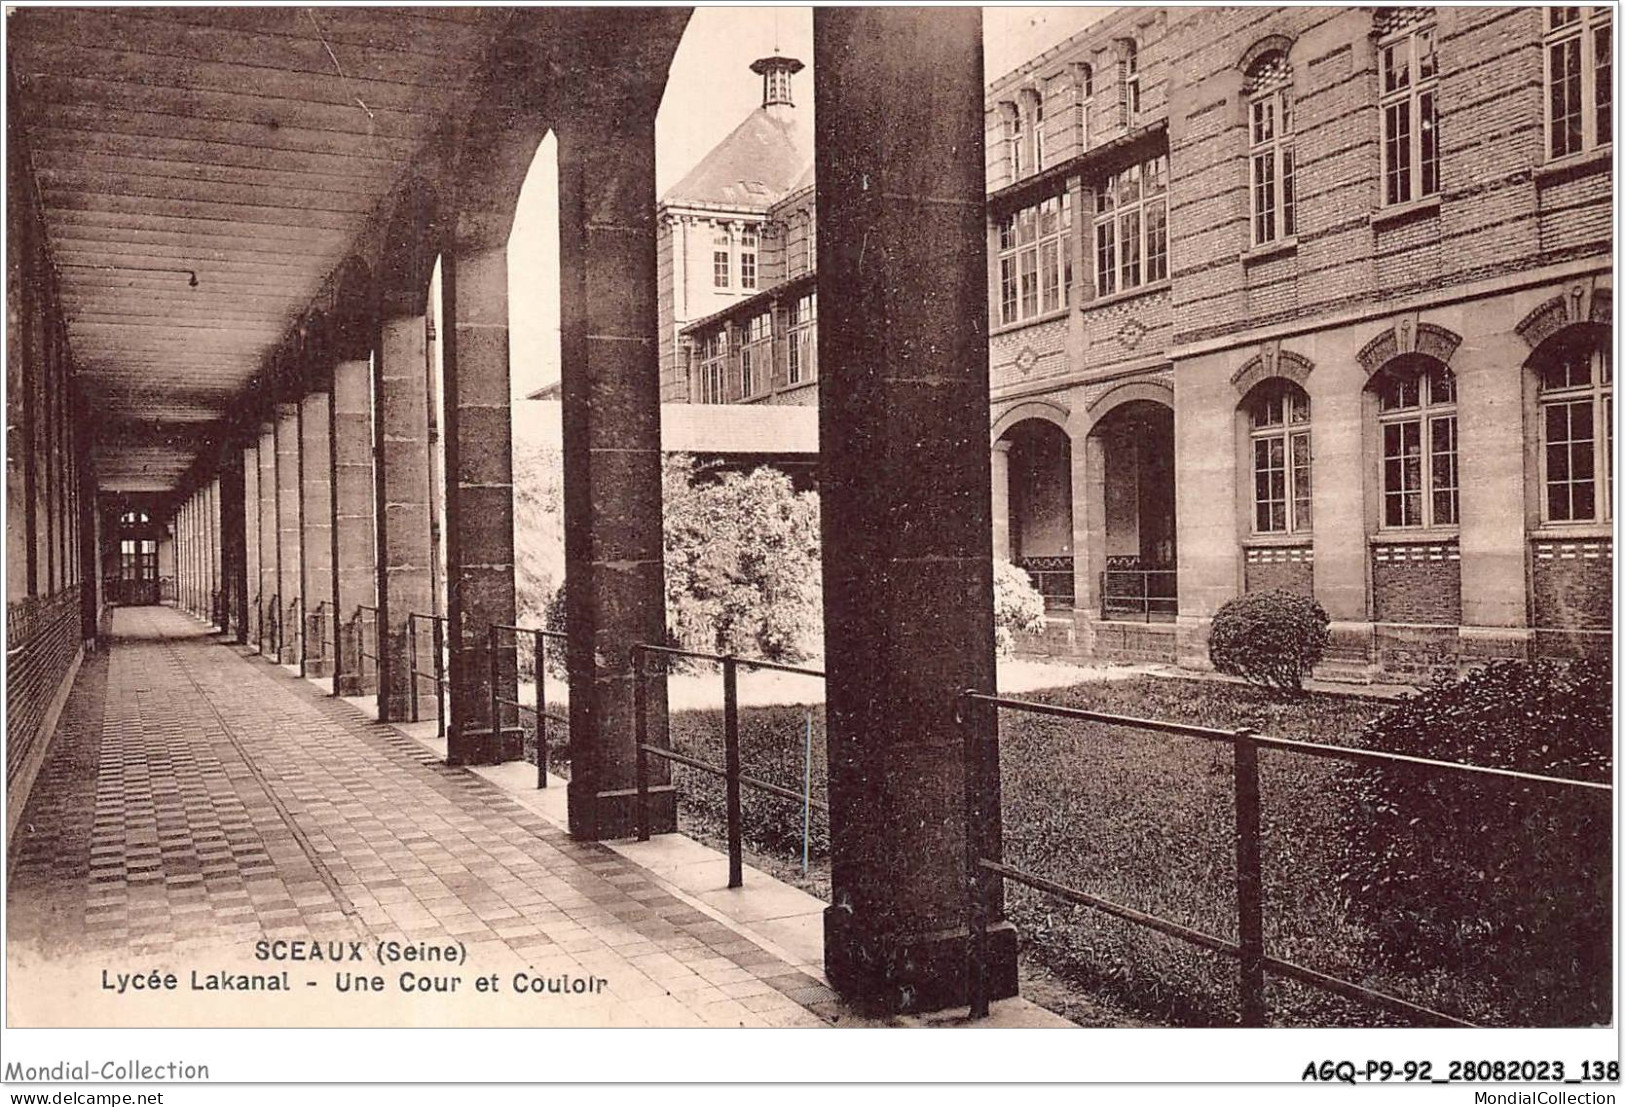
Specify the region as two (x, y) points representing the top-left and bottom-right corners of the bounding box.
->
(1040, 240), (1060, 313)
(1419, 90), (1438, 196)
(1095, 221), (1116, 295)
(1430, 415), (1458, 525)
(1281, 148), (1297, 237)
(1428, 368), (1456, 405)
(1253, 152), (1276, 243)
(1597, 24), (1613, 147)
(1552, 38), (1583, 158)
(1000, 257), (1018, 324)
(1386, 102), (1412, 204)
(1019, 248), (1039, 317)
(1145, 200), (1168, 283)
(1291, 432), (1312, 530)
(1121, 210), (1142, 288)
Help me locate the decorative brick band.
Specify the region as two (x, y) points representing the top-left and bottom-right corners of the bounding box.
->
(1530, 539), (1612, 561)
(1372, 544), (1461, 563)
(1244, 545), (1313, 564)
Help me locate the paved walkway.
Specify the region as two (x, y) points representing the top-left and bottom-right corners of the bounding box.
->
(7, 607), (838, 1028)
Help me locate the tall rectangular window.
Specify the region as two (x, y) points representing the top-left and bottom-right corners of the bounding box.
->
(787, 292), (817, 385)
(1249, 80), (1295, 244)
(1540, 343), (1612, 522)
(740, 312), (771, 398)
(996, 192), (1073, 326)
(1094, 155), (1168, 296)
(1379, 22), (1439, 205)
(696, 330), (728, 403)
(1546, 8), (1613, 159)
(1377, 367), (1458, 528)
(740, 227), (758, 290)
(712, 227), (731, 288)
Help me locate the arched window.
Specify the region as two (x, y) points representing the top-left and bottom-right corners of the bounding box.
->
(1245, 51), (1295, 245)
(1246, 379), (1311, 533)
(120, 510), (149, 526)
(1375, 8), (1439, 206)
(1374, 361), (1458, 528)
(1536, 330), (1612, 522)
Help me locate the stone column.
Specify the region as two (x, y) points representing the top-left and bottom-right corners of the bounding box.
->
(222, 451), (247, 643)
(258, 424), (279, 654)
(244, 442), (260, 645)
(1310, 371), (1370, 621)
(441, 238), (521, 764)
(275, 403), (303, 665)
(373, 315), (435, 721)
(1454, 334), (1530, 659)
(301, 392), (335, 676)
(210, 478), (222, 625)
(331, 352), (377, 696)
(991, 440), (1011, 561)
(557, 99), (675, 840)
(813, 7), (1017, 1013)
(178, 499), (188, 611)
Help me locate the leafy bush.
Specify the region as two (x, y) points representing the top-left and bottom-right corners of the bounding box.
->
(1207, 590), (1329, 693)
(993, 560), (1047, 657)
(1332, 659), (1612, 1026)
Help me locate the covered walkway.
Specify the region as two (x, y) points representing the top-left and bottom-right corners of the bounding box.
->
(7, 607), (838, 1027)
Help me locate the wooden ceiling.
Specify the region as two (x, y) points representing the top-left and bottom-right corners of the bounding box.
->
(8, 7), (509, 493)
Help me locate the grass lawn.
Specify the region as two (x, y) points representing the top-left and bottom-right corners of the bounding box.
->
(532, 674), (1605, 1027)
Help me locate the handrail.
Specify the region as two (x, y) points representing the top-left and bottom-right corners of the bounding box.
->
(632, 641), (827, 888)
(487, 623), (568, 788)
(959, 688), (1609, 1026)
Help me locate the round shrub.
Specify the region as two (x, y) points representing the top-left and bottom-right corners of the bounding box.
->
(1331, 659), (1611, 1026)
(993, 560), (1047, 657)
(1207, 589), (1329, 693)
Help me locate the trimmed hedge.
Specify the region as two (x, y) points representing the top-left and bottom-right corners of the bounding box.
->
(1331, 659), (1612, 1026)
(1208, 590), (1330, 693)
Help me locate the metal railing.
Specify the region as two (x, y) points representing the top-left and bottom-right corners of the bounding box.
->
(286, 596), (302, 667)
(489, 623), (569, 789)
(1100, 568), (1177, 621)
(632, 643), (826, 889)
(1016, 556), (1075, 610)
(407, 612), (449, 735)
(958, 690), (1612, 1026)
(261, 592), (280, 659)
(306, 600), (335, 675)
(353, 604), (379, 693)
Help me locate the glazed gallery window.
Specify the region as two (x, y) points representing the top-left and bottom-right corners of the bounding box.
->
(1246, 54), (1296, 245)
(696, 330), (728, 404)
(740, 227), (758, 291)
(1539, 339), (1612, 522)
(1378, 19), (1439, 205)
(1546, 7), (1613, 160)
(1377, 364), (1458, 528)
(712, 226), (731, 289)
(1248, 380), (1312, 534)
(997, 193), (1073, 325)
(740, 311), (771, 397)
(787, 291), (817, 385)
(1094, 155), (1168, 296)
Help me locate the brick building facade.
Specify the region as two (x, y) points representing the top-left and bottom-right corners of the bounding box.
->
(666, 6), (1613, 681)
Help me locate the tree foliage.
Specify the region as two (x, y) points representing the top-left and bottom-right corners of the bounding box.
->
(1207, 589), (1329, 693)
(993, 559), (1047, 657)
(1331, 659), (1611, 1026)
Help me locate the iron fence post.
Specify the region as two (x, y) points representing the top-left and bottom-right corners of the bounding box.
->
(723, 655), (743, 890)
(488, 624), (501, 760)
(535, 629), (547, 789)
(408, 616), (420, 723)
(1234, 727), (1266, 1027)
(960, 690), (991, 1020)
(434, 616), (446, 738)
(633, 646), (650, 842)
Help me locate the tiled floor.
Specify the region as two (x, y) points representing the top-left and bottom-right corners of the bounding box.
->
(7, 606), (836, 1027)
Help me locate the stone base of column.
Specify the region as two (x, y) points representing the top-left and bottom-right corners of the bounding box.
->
(335, 672), (363, 697)
(448, 726), (527, 766)
(1457, 625), (1534, 666)
(823, 910), (1019, 1015)
(567, 782), (677, 841)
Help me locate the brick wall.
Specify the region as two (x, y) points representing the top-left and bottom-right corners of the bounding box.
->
(1372, 541), (1462, 624)
(1243, 544), (1313, 596)
(1530, 537), (1612, 630)
(5, 586), (83, 795)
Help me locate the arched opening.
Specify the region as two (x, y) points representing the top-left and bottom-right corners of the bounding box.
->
(1091, 399), (1176, 620)
(998, 417), (1075, 608)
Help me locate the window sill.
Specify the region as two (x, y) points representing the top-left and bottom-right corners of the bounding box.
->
(1534, 146), (1612, 186)
(1370, 529), (1459, 544)
(991, 307), (1073, 338)
(1368, 195), (1440, 229)
(1086, 280), (1172, 312)
(1242, 533), (1313, 548)
(1530, 522), (1614, 541)
(1240, 238), (1298, 266)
